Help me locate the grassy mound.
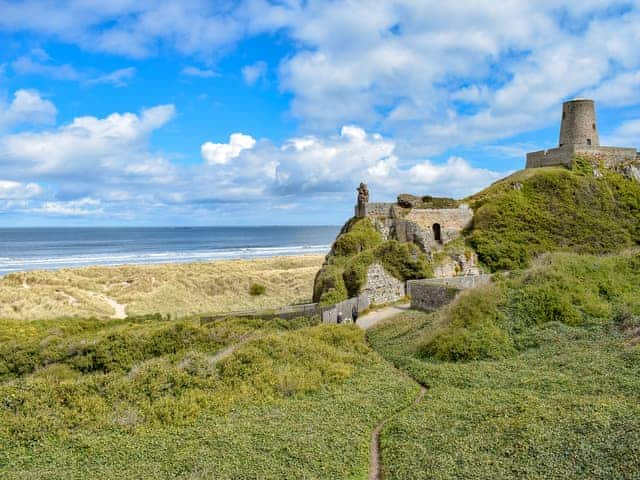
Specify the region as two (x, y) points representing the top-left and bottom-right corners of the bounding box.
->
(466, 166), (640, 271)
(367, 253), (640, 478)
(313, 218), (432, 304)
(417, 251), (640, 362)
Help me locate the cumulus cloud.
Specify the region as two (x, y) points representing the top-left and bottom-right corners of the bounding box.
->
(197, 125), (508, 202)
(0, 180), (42, 199)
(0, 104), (176, 183)
(201, 133), (257, 165)
(0, 89), (57, 130)
(242, 61), (267, 86)
(35, 197), (102, 216)
(603, 119), (640, 147)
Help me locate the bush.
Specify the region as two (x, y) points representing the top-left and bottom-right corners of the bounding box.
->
(249, 283), (266, 296)
(332, 218), (382, 257)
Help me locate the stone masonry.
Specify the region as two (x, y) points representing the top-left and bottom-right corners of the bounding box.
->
(526, 99), (639, 169)
(363, 263), (406, 305)
(408, 275), (492, 311)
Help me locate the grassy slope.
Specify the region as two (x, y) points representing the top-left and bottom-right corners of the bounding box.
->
(367, 252), (640, 479)
(466, 166), (640, 271)
(0, 317), (417, 479)
(0, 255), (324, 320)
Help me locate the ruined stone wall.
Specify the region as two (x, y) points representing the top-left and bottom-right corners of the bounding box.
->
(526, 145), (638, 169)
(526, 146), (573, 168)
(574, 146), (638, 168)
(404, 205), (473, 246)
(433, 252), (481, 277)
(364, 203), (395, 217)
(363, 263), (406, 305)
(408, 275), (492, 311)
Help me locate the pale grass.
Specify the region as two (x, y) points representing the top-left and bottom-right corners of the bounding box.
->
(0, 255), (324, 320)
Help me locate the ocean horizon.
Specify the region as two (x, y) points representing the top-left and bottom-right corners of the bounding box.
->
(0, 226), (339, 275)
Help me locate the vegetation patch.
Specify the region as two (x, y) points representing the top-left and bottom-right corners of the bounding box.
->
(0, 316), (417, 479)
(416, 251), (640, 362)
(465, 167), (640, 271)
(367, 256), (640, 479)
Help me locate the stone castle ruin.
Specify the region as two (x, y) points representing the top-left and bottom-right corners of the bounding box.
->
(526, 99), (639, 169)
(355, 186), (479, 277)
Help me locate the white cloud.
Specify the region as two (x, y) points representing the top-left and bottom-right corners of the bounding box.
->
(87, 67), (137, 87)
(0, 89), (57, 130)
(181, 66), (218, 78)
(242, 61), (267, 86)
(0, 180), (42, 199)
(12, 50), (137, 87)
(201, 133), (257, 165)
(603, 119), (640, 147)
(36, 197), (102, 216)
(0, 104), (176, 183)
(197, 124), (508, 201)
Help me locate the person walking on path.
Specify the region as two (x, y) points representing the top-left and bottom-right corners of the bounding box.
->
(337, 311), (344, 324)
(351, 304), (359, 325)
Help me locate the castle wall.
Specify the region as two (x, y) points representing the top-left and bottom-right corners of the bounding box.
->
(408, 275), (492, 311)
(363, 263), (406, 305)
(526, 146), (573, 168)
(364, 202), (394, 217)
(404, 205), (473, 245)
(573, 146), (638, 168)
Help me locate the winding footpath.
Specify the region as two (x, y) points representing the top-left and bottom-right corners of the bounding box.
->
(355, 303), (427, 480)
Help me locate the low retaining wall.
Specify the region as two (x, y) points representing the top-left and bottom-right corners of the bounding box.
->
(408, 275), (492, 311)
(321, 294), (370, 324)
(201, 303), (322, 324)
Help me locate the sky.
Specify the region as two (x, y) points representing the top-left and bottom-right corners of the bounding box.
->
(0, 1), (639, 226)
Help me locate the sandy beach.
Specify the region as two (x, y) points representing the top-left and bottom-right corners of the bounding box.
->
(0, 255), (325, 320)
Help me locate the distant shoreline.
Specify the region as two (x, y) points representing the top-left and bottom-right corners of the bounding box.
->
(0, 225), (338, 276)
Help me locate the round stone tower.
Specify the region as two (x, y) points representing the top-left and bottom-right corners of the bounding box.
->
(559, 99), (599, 147)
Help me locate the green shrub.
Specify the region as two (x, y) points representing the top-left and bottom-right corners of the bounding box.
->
(249, 283), (266, 296)
(332, 218), (382, 257)
(420, 286), (514, 362)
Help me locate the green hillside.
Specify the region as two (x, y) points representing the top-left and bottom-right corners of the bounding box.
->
(368, 251), (640, 479)
(466, 163), (640, 271)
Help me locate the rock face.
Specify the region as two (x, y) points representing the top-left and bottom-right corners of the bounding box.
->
(363, 264), (406, 305)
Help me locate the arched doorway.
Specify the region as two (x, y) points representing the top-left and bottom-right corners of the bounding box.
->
(432, 223), (442, 243)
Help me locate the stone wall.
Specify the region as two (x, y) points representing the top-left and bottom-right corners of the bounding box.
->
(364, 202), (395, 217)
(408, 275), (492, 311)
(403, 205), (473, 248)
(526, 145), (638, 169)
(363, 263), (406, 305)
(321, 294), (370, 324)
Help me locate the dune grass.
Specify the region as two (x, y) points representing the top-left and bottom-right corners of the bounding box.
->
(367, 251), (640, 479)
(0, 255), (324, 320)
(0, 315), (418, 479)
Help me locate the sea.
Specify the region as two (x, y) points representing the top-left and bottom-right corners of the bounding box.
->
(0, 226), (340, 275)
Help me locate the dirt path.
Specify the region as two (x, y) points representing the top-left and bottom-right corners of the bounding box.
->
(357, 302), (426, 479)
(370, 385), (427, 480)
(88, 293), (127, 319)
(357, 303), (410, 330)
(210, 334), (259, 363)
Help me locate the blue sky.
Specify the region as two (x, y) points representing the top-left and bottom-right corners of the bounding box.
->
(0, 1), (639, 226)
